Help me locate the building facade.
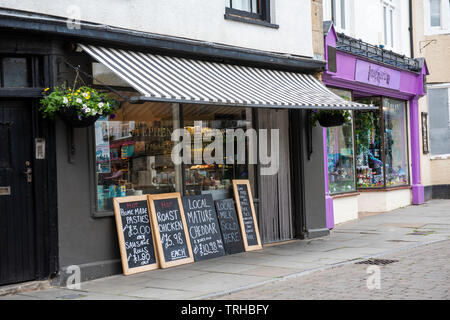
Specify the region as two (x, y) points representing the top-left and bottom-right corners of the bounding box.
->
(412, 0), (450, 200)
(321, 0), (429, 226)
(0, 1), (371, 285)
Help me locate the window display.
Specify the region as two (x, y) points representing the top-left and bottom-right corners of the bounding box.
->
(383, 98), (409, 187)
(183, 104), (255, 200)
(354, 97), (384, 188)
(95, 95), (180, 211)
(326, 88), (356, 194)
(354, 96), (409, 189)
(94, 95), (255, 212)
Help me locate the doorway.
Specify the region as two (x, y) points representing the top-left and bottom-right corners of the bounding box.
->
(257, 109), (294, 243)
(0, 100), (37, 285)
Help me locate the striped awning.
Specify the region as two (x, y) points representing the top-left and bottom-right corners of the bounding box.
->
(80, 44), (375, 110)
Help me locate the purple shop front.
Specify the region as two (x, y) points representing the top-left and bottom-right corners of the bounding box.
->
(322, 24), (429, 229)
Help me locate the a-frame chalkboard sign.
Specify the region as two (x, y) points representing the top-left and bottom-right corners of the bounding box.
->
(232, 180), (262, 251)
(148, 193), (194, 268)
(113, 195), (159, 275)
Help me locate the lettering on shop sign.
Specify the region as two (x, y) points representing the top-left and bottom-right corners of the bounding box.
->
(113, 196), (159, 275)
(215, 198), (244, 255)
(232, 180), (262, 251)
(182, 194), (226, 261)
(354, 59), (401, 90)
(149, 193), (194, 268)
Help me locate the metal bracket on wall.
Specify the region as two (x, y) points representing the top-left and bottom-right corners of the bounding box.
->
(67, 125), (75, 163)
(419, 39), (437, 53)
(306, 110), (313, 160)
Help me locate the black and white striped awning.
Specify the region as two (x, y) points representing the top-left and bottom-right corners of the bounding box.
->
(80, 44), (374, 110)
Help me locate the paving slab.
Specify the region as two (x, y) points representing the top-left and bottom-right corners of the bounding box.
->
(1, 199), (449, 300)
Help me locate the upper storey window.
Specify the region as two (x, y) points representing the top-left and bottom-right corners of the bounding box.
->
(225, 0), (278, 28)
(425, 0), (450, 35)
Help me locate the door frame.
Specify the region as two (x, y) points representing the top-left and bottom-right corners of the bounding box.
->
(0, 53), (58, 283)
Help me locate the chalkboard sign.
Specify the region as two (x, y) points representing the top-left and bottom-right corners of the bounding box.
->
(232, 180), (262, 251)
(215, 198), (244, 255)
(182, 194), (226, 261)
(113, 196), (159, 275)
(148, 193), (194, 268)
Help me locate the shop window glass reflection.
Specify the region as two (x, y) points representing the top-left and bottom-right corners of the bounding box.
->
(94, 94), (180, 211)
(182, 104), (255, 199)
(383, 98), (409, 187)
(327, 88), (356, 194)
(354, 97), (384, 188)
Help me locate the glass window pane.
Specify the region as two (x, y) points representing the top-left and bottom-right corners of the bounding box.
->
(93, 62), (130, 87)
(231, 0), (251, 12)
(383, 6), (388, 45)
(430, 0), (441, 26)
(2, 58), (30, 88)
(390, 9), (394, 47)
(354, 97), (384, 188)
(383, 98), (409, 187)
(428, 88), (450, 155)
(95, 95), (180, 211)
(327, 88), (355, 194)
(340, 0), (346, 29)
(182, 104), (254, 199)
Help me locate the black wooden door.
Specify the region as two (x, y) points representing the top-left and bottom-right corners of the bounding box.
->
(0, 100), (36, 285)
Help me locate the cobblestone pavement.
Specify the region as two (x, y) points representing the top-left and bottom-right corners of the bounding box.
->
(216, 240), (450, 300)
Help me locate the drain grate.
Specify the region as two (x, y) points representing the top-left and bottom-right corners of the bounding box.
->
(355, 259), (398, 266)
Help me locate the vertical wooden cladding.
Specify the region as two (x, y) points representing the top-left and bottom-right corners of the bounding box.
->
(257, 109), (293, 244)
(0, 101), (36, 285)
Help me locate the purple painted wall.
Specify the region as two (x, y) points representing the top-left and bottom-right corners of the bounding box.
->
(322, 24), (429, 229)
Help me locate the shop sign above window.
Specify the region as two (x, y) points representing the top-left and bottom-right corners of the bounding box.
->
(354, 59), (401, 91)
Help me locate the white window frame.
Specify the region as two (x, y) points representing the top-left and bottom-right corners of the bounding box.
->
(324, 0), (348, 33)
(427, 83), (450, 159)
(424, 0), (450, 35)
(381, 0), (396, 50)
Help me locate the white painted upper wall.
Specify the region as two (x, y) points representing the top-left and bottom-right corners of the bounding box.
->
(0, 0), (314, 58)
(323, 0), (412, 57)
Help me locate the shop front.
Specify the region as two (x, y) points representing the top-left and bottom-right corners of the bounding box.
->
(322, 23), (429, 226)
(0, 10), (374, 284)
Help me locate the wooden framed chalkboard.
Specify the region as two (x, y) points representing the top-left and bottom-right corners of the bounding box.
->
(215, 198), (244, 255)
(232, 180), (262, 251)
(182, 194), (226, 261)
(148, 193), (194, 268)
(113, 196), (159, 275)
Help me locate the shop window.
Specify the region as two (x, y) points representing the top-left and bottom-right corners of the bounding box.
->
(354, 97), (409, 189)
(428, 87), (450, 156)
(383, 98), (409, 187)
(93, 96), (256, 213)
(94, 95), (180, 212)
(182, 104), (255, 199)
(0, 57), (31, 88)
(354, 97), (384, 188)
(326, 88), (356, 194)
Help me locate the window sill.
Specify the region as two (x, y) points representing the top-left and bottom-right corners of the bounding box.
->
(430, 154), (450, 160)
(357, 185), (411, 192)
(331, 192), (360, 199)
(224, 13), (279, 29)
(92, 210), (114, 218)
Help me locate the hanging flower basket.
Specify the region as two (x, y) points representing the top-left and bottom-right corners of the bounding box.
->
(58, 106), (101, 128)
(311, 110), (351, 128)
(40, 84), (119, 128)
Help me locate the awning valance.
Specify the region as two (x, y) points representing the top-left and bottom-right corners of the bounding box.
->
(80, 44), (375, 110)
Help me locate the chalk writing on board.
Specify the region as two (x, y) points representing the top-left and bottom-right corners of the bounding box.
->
(154, 198), (190, 262)
(119, 200), (156, 268)
(215, 198), (244, 255)
(236, 184), (258, 246)
(183, 195), (225, 261)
